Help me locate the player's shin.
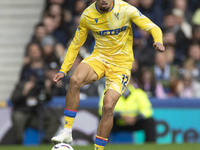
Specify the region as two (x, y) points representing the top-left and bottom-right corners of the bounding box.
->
(94, 135), (108, 150)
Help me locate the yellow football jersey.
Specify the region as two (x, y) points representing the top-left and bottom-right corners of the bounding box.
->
(60, 0), (163, 76)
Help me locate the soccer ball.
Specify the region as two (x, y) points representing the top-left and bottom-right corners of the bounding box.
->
(51, 143), (74, 150)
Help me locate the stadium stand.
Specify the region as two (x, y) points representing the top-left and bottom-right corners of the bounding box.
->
(0, 0), (45, 101)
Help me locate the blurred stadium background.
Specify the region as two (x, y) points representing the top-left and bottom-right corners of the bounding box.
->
(0, 0), (200, 149)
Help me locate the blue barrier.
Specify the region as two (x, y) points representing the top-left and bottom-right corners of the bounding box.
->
(48, 96), (200, 108)
(46, 96), (100, 108)
(9, 96), (200, 108)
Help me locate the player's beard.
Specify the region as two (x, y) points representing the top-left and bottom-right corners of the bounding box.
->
(99, 6), (109, 12)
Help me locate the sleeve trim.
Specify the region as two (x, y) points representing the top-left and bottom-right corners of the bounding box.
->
(59, 71), (66, 77)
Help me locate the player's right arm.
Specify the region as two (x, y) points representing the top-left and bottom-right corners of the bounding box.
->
(128, 6), (165, 52)
(53, 14), (89, 83)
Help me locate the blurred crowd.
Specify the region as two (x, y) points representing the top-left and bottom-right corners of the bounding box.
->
(13, 0), (200, 103)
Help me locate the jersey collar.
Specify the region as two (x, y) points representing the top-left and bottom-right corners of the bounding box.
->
(95, 0), (115, 14)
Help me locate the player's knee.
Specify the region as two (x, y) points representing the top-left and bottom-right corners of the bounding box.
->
(70, 75), (82, 88)
(102, 103), (115, 116)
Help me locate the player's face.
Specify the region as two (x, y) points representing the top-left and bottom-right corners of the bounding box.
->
(96, 0), (113, 13)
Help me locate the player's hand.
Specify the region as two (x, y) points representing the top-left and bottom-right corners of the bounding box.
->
(53, 72), (65, 84)
(153, 42), (165, 52)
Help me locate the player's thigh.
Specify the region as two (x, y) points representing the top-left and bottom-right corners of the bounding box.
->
(71, 62), (98, 87)
(71, 55), (106, 86)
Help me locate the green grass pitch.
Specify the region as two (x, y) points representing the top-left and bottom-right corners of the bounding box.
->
(0, 143), (200, 150)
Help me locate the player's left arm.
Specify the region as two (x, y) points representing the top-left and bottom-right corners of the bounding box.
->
(59, 14), (89, 76)
(129, 8), (165, 52)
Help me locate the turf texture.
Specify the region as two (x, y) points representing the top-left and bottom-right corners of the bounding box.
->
(0, 143), (200, 150)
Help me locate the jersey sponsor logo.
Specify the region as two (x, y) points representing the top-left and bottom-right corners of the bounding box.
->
(94, 18), (98, 23)
(96, 26), (127, 35)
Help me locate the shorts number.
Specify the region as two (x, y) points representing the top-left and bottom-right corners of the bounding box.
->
(122, 74), (129, 91)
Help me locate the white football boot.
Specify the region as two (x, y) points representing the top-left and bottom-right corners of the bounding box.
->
(51, 129), (73, 144)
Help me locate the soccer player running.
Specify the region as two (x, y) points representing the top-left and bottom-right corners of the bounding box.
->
(51, 0), (165, 149)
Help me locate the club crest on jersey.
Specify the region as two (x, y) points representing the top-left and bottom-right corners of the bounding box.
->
(96, 26), (127, 35)
(94, 18), (98, 23)
(114, 13), (119, 19)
